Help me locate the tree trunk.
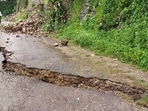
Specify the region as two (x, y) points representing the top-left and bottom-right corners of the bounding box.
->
(16, 0), (28, 12)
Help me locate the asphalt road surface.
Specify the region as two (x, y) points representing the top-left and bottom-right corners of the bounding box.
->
(0, 28), (144, 111)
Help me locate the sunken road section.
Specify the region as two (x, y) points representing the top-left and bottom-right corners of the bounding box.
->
(0, 47), (146, 100)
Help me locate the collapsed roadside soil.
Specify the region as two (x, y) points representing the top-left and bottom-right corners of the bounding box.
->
(0, 47), (146, 102)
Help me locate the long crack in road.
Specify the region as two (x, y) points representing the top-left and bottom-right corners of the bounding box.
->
(0, 47), (146, 101)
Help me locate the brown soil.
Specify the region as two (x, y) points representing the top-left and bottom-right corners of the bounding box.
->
(54, 38), (148, 84)
(0, 47), (146, 102)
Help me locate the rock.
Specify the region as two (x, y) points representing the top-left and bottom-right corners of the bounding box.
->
(4, 25), (13, 31)
(30, 32), (33, 35)
(91, 54), (95, 57)
(12, 25), (21, 32)
(77, 98), (80, 101)
(61, 40), (68, 46)
(4, 3), (46, 36)
(27, 20), (35, 25)
(22, 27), (26, 33)
(16, 35), (20, 37)
(54, 43), (59, 47)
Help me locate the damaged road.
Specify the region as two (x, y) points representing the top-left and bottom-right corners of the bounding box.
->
(0, 31), (147, 111)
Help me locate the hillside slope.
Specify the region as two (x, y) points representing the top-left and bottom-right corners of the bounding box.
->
(3, 0), (148, 69)
(40, 0), (148, 70)
(1, 0), (148, 108)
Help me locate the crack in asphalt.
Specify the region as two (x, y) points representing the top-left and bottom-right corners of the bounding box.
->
(0, 47), (146, 101)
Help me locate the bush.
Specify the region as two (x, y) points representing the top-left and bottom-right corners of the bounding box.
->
(57, 0), (148, 70)
(0, 1), (16, 16)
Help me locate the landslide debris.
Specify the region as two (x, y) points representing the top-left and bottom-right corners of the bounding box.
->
(2, 61), (146, 101)
(4, 3), (46, 37)
(0, 47), (146, 101)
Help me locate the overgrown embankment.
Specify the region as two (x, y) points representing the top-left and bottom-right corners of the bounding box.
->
(35, 0), (148, 70)
(3, 0), (148, 69)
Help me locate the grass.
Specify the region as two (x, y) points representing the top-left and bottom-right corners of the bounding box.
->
(0, 24), (4, 30)
(136, 93), (148, 108)
(55, 0), (148, 107)
(58, 22), (148, 70)
(8, 0), (147, 107)
(133, 79), (148, 87)
(12, 10), (28, 21)
(56, 0), (148, 70)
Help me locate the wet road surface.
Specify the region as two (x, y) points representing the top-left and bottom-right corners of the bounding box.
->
(0, 30), (145, 111)
(0, 71), (137, 111)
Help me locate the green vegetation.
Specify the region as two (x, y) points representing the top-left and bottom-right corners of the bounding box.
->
(56, 0), (148, 70)
(0, 0), (28, 16)
(1, 0), (147, 73)
(12, 10), (28, 21)
(42, 0), (67, 32)
(136, 93), (148, 108)
(54, 0), (148, 105)
(0, 0), (148, 108)
(0, 0), (16, 16)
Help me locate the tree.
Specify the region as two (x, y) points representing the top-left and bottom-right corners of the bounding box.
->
(16, 0), (28, 12)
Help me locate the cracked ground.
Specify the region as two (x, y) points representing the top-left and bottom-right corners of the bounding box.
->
(0, 28), (147, 111)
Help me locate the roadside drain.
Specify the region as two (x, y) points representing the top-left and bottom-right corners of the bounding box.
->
(0, 47), (146, 100)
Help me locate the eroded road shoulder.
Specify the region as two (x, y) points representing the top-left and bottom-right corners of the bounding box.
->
(0, 31), (147, 111)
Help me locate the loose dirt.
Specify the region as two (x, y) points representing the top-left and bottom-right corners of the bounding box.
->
(0, 47), (146, 101)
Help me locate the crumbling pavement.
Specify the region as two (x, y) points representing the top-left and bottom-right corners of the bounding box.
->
(0, 47), (147, 103)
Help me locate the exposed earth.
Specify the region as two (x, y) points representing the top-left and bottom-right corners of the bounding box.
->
(0, 21), (147, 111)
